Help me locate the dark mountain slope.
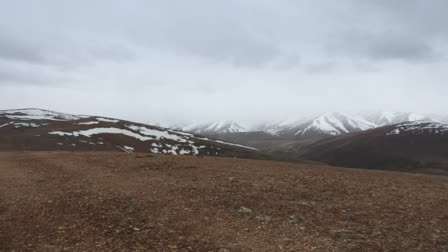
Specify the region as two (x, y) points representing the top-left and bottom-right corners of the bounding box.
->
(299, 121), (448, 175)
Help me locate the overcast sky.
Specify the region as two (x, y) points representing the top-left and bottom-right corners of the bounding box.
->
(1, 0), (448, 124)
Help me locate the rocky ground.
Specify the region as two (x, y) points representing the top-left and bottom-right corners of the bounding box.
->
(0, 151), (447, 251)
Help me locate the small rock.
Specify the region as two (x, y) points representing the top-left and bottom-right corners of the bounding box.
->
(256, 214), (272, 222)
(238, 207), (253, 214)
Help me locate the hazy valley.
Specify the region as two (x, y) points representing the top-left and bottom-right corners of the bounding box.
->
(2, 1), (448, 250)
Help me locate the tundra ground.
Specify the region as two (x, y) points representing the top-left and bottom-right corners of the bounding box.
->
(0, 152), (447, 251)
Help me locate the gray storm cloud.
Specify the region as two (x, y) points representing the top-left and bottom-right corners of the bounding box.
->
(0, 0), (447, 123)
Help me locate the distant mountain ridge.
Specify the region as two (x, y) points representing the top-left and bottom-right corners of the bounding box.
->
(178, 111), (442, 138)
(261, 112), (377, 138)
(362, 111), (431, 126)
(182, 120), (248, 135)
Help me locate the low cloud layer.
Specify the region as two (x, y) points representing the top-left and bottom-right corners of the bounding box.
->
(1, 0), (448, 123)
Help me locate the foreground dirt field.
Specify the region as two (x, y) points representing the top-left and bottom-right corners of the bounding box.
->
(0, 152), (447, 251)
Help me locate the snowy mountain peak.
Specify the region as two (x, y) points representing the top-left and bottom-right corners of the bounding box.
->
(289, 112), (377, 137)
(363, 111), (431, 126)
(183, 120), (248, 134)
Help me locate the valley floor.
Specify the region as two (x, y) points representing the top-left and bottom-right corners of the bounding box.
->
(0, 152), (447, 251)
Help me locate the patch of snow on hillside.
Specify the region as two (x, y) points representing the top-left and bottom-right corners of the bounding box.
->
(124, 146), (134, 151)
(162, 145), (179, 155)
(197, 137), (258, 150)
(49, 131), (80, 137)
(179, 149), (191, 155)
(386, 121), (448, 135)
(171, 130), (194, 137)
(14, 122), (41, 128)
(150, 148), (160, 153)
(0, 122), (13, 128)
(78, 121), (99, 125)
(151, 143), (162, 148)
(49, 128), (154, 141)
(386, 129), (400, 135)
(191, 146), (199, 155)
(80, 128), (155, 141)
(96, 118), (119, 123)
(126, 125), (187, 142)
(116, 145), (133, 153)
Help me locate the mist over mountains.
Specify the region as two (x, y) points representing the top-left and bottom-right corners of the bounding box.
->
(2, 1), (448, 250)
(161, 111), (445, 138)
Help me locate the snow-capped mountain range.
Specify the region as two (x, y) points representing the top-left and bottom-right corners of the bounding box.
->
(261, 112), (376, 137)
(179, 111), (446, 138)
(9, 109), (442, 141)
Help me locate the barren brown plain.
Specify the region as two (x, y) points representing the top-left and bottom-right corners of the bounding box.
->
(0, 151), (447, 251)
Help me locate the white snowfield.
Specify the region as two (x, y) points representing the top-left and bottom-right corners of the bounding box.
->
(50, 128), (155, 141)
(0, 108), (86, 121)
(126, 125), (186, 142)
(78, 121), (100, 125)
(96, 117), (119, 123)
(386, 121), (448, 135)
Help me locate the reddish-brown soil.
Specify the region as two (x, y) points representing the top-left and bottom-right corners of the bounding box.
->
(0, 151), (447, 251)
